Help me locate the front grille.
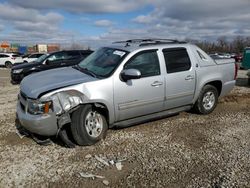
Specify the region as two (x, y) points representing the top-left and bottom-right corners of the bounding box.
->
(20, 102), (25, 111)
(19, 92), (27, 113)
(20, 92), (27, 100)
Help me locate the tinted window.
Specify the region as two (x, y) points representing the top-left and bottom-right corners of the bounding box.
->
(29, 54), (36, 58)
(0, 54), (9, 58)
(12, 55), (20, 58)
(66, 51), (80, 59)
(80, 51), (92, 56)
(47, 52), (66, 61)
(124, 50), (160, 77)
(163, 48), (191, 73)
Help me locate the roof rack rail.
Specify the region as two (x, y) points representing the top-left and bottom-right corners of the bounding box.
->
(113, 38), (187, 47)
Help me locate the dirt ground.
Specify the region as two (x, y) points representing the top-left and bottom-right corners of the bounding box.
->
(0, 68), (249, 188)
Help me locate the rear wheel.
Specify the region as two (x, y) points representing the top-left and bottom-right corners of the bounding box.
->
(5, 61), (12, 68)
(71, 105), (108, 146)
(193, 85), (218, 114)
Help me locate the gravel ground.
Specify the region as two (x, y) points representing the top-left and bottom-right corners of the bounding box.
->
(0, 69), (249, 188)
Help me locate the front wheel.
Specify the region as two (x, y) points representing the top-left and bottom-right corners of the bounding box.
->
(71, 105), (108, 146)
(193, 85), (218, 114)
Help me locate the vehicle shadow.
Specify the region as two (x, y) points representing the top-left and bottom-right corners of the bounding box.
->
(236, 78), (250, 88)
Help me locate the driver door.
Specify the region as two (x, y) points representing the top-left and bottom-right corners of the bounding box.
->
(113, 50), (165, 121)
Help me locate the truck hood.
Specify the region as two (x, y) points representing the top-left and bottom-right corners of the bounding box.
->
(20, 67), (97, 99)
(12, 61), (41, 70)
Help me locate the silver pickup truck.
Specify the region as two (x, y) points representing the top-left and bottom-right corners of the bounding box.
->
(16, 39), (237, 147)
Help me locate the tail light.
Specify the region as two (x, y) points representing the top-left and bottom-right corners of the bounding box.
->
(234, 63), (238, 80)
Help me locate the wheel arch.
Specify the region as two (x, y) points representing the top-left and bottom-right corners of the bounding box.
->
(204, 80), (222, 96)
(5, 61), (12, 67)
(72, 102), (110, 125)
(93, 102), (110, 124)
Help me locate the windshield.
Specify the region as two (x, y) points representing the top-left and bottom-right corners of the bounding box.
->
(78, 47), (128, 78)
(35, 54), (49, 63)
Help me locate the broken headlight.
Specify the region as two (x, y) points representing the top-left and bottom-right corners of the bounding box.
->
(27, 99), (52, 115)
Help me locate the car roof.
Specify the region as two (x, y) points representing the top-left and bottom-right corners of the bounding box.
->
(49, 50), (92, 54)
(105, 39), (190, 52)
(0, 53), (17, 56)
(30, 53), (45, 54)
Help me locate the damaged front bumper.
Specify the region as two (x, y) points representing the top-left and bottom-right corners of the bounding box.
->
(16, 102), (58, 136)
(16, 89), (85, 137)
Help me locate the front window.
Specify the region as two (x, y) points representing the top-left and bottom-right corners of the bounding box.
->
(36, 54), (49, 63)
(78, 47), (128, 78)
(47, 52), (67, 61)
(124, 50), (160, 77)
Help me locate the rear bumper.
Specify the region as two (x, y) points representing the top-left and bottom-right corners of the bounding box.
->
(16, 102), (58, 136)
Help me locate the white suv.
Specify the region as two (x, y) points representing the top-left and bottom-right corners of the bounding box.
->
(23, 53), (44, 63)
(0, 53), (23, 68)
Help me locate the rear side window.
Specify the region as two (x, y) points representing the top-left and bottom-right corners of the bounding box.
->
(80, 51), (92, 56)
(66, 51), (80, 59)
(29, 54), (37, 58)
(124, 50), (160, 77)
(12, 55), (20, 57)
(163, 48), (191, 73)
(0, 54), (9, 58)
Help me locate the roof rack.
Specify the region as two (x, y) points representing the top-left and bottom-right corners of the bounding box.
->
(113, 38), (187, 47)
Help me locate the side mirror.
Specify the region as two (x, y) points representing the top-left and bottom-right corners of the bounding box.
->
(120, 69), (141, 82)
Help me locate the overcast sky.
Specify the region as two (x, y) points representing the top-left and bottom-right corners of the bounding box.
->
(0, 0), (249, 48)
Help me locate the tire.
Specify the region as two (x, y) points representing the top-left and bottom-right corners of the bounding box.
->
(58, 127), (75, 148)
(71, 104), (108, 146)
(193, 85), (218, 114)
(5, 61), (12, 68)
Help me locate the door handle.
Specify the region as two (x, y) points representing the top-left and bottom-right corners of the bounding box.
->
(185, 75), (194, 80)
(151, 81), (163, 87)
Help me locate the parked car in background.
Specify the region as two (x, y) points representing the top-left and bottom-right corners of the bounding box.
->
(231, 53), (243, 62)
(218, 53), (231, 58)
(210, 53), (238, 61)
(23, 53), (45, 63)
(22, 54), (30, 59)
(15, 39), (236, 147)
(0, 53), (23, 68)
(209, 54), (222, 60)
(11, 50), (93, 84)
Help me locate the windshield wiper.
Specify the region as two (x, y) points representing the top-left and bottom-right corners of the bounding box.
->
(74, 65), (97, 78)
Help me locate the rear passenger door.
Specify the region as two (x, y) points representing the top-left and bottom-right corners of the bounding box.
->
(163, 48), (196, 109)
